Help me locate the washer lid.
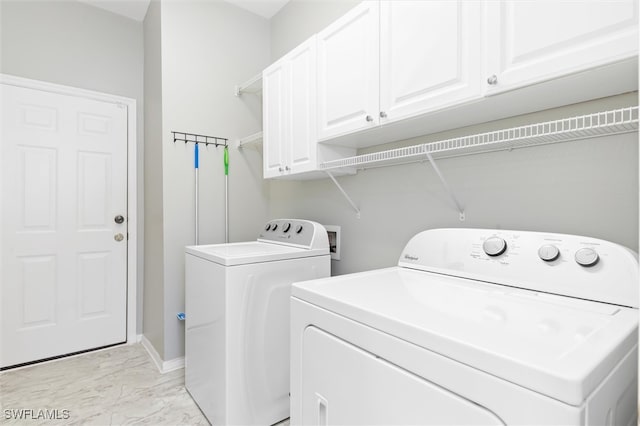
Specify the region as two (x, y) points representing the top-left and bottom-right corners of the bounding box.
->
(186, 241), (327, 266)
(291, 267), (638, 406)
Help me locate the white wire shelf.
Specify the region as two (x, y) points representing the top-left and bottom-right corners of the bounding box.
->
(236, 131), (263, 149)
(320, 106), (639, 171)
(234, 73), (262, 97)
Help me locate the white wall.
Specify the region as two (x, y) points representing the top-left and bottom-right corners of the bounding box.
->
(269, 0), (639, 276)
(0, 0), (146, 331)
(159, 0), (271, 360)
(143, 0), (165, 358)
(270, 0), (359, 61)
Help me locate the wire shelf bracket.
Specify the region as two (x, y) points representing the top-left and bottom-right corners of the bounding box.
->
(325, 171), (361, 219)
(237, 131), (263, 149)
(234, 73), (262, 97)
(424, 152), (465, 221)
(172, 131), (228, 148)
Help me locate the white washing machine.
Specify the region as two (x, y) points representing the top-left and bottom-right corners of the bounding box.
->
(290, 228), (638, 425)
(185, 219), (330, 426)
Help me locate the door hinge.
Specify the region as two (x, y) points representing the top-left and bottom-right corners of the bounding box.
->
(127, 233), (129, 240)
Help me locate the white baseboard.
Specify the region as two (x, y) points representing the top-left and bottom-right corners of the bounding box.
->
(140, 335), (184, 374)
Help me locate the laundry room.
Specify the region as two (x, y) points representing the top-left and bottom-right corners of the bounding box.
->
(0, 0), (638, 425)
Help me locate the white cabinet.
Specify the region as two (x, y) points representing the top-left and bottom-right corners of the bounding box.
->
(317, 1), (482, 141)
(484, 0), (639, 95)
(317, 1), (380, 140)
(263, 60), (287, 178)
(287, 39), (317, 174)
(379, 1), (482, 123)
(263, 37), (317, 178)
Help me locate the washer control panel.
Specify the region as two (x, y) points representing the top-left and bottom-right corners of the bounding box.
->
(398, 228), (638, 308)
(258, 219), (328, 249)
(467, 232), (605, 269)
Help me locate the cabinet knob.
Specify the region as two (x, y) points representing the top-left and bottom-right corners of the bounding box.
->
(285, 166), (290, 171)
(487, 74), (498, 85)
(379, 111), (387, 118)
(365, 115), (374, 122)
(278, 167), (283, 172)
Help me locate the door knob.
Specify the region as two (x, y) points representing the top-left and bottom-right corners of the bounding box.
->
(365, 115), (374, 122)
(114, 233), (124, 242)
(114, 215), (125, 224)
(487, 74), (498, 85)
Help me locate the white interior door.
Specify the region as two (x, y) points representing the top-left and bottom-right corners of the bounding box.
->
(1, 84), (128, 368)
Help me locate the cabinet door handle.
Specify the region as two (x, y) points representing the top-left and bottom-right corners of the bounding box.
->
(379, 111), (387, 118)
(365, 115), (374, 122)
(487, 74), (498, 85)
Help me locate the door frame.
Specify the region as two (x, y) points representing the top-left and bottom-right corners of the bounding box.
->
(0, 73), (138, 346)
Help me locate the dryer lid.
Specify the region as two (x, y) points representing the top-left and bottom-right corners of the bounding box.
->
(291, 267), (638, 406)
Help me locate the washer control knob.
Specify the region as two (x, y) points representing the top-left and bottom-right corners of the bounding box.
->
(575, 248), (599, 267)
(296, 225), (303, 234)
(265, 223), (271, 231)
(283, 222), (291, 233)
(483, 237), (507, 257)
(271, 223), (278, 231)
(538, 245), (560, 262)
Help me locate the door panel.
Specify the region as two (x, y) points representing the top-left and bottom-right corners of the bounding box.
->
(19, 255), (57, 327)
(317, 1), (380, 140)
(1, 84), (128, 368)
(301, 326), (505, 425)
(485, 0), (639, 94)
(287, 37), (317, 174)
(379, 1), (482, 122)
(19, 146), (57, 230)
(263, 62), (288, 178)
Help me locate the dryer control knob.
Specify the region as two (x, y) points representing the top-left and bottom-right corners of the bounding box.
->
(483, 237), (507, 257)
(575, 248), (599, 267)
(296, 225), (303, 234)
(283, 223), (291, 233)
(271, 224), (278, 231)
(538, 245), (560, 262)
(265, 223), (271, 231)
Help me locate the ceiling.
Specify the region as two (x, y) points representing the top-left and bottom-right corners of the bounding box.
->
(222, 0), (290, 19)
(77, 0), (290, 22)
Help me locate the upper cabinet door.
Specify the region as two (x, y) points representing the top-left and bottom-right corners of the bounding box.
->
(263, 60), (288, 178)
(287, 37), (317, 174)
(484, 0), (639, 95)
(379, 1), (482, 124)
(317, 1), (380, 141)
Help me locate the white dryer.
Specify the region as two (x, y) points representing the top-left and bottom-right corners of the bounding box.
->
(186, 219), (330, 426)
(290, 228), (638, 425)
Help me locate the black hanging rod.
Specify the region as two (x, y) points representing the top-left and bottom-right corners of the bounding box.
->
(172, 131), (228, 147)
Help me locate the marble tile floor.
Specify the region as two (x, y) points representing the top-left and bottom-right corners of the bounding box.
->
(0, 344), (291, 426)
